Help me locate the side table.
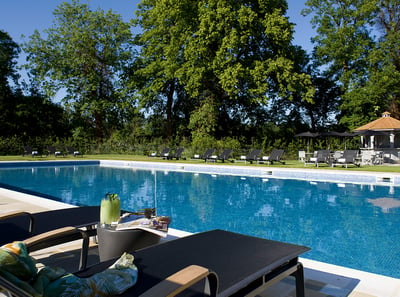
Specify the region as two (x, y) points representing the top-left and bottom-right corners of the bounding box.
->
(97, 226), (161, 261)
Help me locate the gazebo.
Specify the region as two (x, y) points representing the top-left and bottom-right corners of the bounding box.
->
(354, 112), (400, 163)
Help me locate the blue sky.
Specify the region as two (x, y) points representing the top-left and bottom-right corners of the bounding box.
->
(1, 0), (315, 86)
(1, 0), (315, 50)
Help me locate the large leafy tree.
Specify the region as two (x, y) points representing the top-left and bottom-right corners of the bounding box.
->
(0, 30), (20, 136)
(266, 45), (342, 132)
(304, 0), (400, 129)
(0, 30), (20, 92)
(133, 0), (315, 142)
(0, 30), (69, 141)
(23, 0), (134, 139)
(362, 0), (400, 119)
(131, 0), (198, 141)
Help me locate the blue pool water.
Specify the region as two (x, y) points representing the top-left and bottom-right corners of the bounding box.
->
(1, 164), (400, 278)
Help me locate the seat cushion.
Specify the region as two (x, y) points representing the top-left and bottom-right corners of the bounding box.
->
(0, 242), (138, 297)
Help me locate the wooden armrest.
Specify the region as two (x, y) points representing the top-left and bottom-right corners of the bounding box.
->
(0, 210), (31, 220)
(23, 226), (81, 251)
(24, 226), (91, 270)
(0, 210), (35, 233)
(139, 265), (219, 297)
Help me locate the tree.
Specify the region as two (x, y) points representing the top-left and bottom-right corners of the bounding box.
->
(133, 0), (315, 143)
(130, 0), (198, 142)
(0, 30), (20, 136)
(266, 45), (342, 132)
(0, 30), (20, 91)
(14, 90), (70, 141)
(23, 0), (134, 139)
(303, 0), (400, 129)
(367, 0), (400, 118)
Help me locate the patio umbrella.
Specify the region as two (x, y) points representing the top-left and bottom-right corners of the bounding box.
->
(295, 132), (319, 152)
(319, 131), (355, 137)
(320, 131), (356, 149)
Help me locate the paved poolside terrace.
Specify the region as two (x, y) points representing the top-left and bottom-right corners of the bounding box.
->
(1, 160), (400, 297)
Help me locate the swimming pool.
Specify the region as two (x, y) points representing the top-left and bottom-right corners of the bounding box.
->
(1, 161), (399, 279)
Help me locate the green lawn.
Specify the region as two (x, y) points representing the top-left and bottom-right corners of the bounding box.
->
(1, 154), (399, 173)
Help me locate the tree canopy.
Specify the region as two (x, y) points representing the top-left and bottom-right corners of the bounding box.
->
(1, 0), (400, 155)
(131, 0), (315, 143)
(303, 0), (400, 129)
(23, 0), (134, 139)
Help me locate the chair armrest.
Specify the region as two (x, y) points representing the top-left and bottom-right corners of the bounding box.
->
(139, 265), (219, 297)
(0, 211), (35, 233)
(23, 226), (82, 251)
(0, 210), (30, 220)
(23, 226), (91, 270)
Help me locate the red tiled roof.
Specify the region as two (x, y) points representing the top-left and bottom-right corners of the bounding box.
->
(354, 112), (400, 131)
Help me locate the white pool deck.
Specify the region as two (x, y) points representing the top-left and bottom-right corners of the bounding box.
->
(1, 162), (400, 296)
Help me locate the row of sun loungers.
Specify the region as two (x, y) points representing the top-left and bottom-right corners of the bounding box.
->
(0, 207), (310, 296)
(238, 149), (285, 165)
(149, 147), (186, 160)
(151, 148), (286, 164)
(191, 148), (233, 162)
(23, 146), (82, 157)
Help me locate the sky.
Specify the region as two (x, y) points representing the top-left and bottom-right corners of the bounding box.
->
(0, 0), (315, 78)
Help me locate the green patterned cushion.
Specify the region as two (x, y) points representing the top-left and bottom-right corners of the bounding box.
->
(0, 241), (138, 297)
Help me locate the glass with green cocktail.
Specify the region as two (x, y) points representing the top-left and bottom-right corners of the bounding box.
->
(100, 193), (121, 227)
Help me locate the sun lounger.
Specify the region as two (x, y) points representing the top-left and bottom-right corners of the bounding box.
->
(0, 262), (217, 297)
(0, 206), (100, 270)
(22, 146), (39, 157)
(260, 149), (285, 164)
(159, 147), (171, 159)
(207, 149), (233, 163)
(46, 146), (63, 157)
(67, 146), (82, 157)
(192, 148), (216, 161)
(167, 147), (185, 160)
(202, 148), (216, 161)
(82, 229), (310, 296)
(304, 150), (330, 167)
(331, 150), (360, 168)
(0, 229), (309, 296)
(237, 149), (262, 164)
(47, 146), (62, 157)
(0, 239), (218, 297)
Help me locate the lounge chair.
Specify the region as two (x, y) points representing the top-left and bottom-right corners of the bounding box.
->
(207, 149), (233, 163)
(260, 149), (285, 164)
(77, 230), (310, 296)
(47, 146), (63, 157)
(148, 149), (157, 157)
(0, 206), (100, 270)
(159, 147), (171, 159)
(167, 147), (185, 160)
(192, 148), (216, 161)
(331, 150), (360, 168)
(0, 229), (309, 297)
(22, 146), (39, 157)
(202, 148), (216, 161)
(238, 149), (262, 164)
(0, 260), (216, 297)
(304, 150), (331, 167)
(67, 146), (82, 157)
